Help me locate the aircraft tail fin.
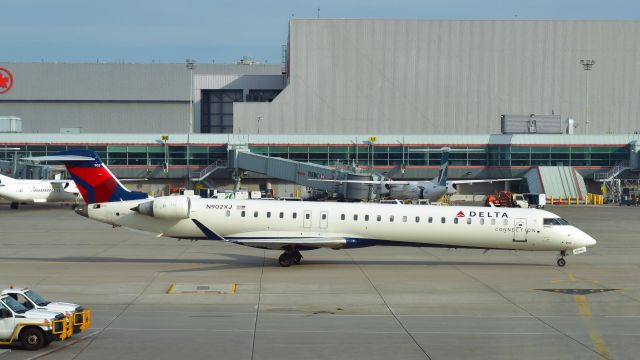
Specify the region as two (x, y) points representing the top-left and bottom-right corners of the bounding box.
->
(27, 150), (149, 204)
(434, 147), (450, 187)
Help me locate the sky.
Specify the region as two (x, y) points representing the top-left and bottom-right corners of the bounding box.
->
(2, 0), (638, 64)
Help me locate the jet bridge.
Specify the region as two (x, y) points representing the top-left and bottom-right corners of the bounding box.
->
(226, 150), (373, 199)
(524, 166), (588, 199)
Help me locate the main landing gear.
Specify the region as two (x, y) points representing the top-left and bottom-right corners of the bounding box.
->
(278, 249), (303, 267)
(556, 250), (567, 267)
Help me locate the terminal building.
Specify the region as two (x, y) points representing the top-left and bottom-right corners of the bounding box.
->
(1, 20), (640, 200)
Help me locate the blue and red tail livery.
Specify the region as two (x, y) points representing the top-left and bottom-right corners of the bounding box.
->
(55, 150), (148, 204)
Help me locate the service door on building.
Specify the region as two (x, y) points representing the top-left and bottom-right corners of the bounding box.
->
(513, 218), (527, 242)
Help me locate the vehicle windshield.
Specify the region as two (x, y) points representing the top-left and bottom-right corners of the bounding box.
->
(1, 295), (28, 314)
(25, 290), (50, 306)
(543, 218), (571, 226)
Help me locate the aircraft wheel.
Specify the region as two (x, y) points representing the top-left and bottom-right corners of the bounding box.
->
(557, 258), (566, 267)
(293, 251), (303, 264)
(279, 253), (293, 267)
(10, 202), (18, 209)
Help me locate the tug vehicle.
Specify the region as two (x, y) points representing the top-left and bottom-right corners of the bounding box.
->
(0, 294), (72, 350)
(1, 288), (90, 334)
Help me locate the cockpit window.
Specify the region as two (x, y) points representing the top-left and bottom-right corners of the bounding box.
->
(543, 218), (570, 225)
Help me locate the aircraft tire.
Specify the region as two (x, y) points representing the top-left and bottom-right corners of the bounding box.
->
(279, 253), (293, 267)
(293, 252), (303, 264)
(557, 258), (566, 267)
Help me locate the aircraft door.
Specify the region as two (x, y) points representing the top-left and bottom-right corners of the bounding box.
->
(303, 210), (312, 228)
(513, 218), (527, 242)
(319, 211), (328, 229)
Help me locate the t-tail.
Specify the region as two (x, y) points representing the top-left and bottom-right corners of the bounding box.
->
(434, 147), (450, 187)
(37, 150), (148, 204)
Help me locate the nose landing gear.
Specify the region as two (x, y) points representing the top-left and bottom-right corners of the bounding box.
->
(556, 250), (567, 267)
(278, 249), (303, 267)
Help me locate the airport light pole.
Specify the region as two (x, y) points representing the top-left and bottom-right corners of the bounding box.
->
(185, 59), (196, 182)
(580, 59), (595, 134)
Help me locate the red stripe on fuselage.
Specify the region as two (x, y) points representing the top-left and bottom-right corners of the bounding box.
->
(67, 165), (118, 203)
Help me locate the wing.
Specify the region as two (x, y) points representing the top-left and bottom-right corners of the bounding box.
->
(448, 178), (520, 185)
(308, 179), (412, 185)
(191, 219), (346, 250)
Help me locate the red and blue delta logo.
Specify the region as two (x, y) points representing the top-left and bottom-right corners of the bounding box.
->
(0, 68), (14, 94)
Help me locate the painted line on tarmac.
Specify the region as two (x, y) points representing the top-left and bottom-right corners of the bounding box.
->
(569, 272), (612, 359)
(23, 330), (101, 360)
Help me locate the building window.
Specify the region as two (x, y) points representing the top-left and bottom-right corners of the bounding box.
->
(201, 90), (243, 133)
(245, 89), (282, 102)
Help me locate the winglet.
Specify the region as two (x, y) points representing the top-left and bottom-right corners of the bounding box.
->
(191, 219), (226, 241)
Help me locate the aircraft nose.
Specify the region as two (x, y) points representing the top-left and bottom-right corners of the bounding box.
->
(585, 235), (597, 247)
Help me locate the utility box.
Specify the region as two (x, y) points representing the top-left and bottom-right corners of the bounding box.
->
(501, 114), (562, 134)
(0, 116), (22, 133)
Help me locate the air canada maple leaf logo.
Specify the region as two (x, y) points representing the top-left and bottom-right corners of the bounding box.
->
(456, 211), (465, 217)
(0, 68), (14, 94)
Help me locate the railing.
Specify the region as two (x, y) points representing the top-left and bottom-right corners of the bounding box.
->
(190, 159), (227, 181)
(593, 161), (629, 182)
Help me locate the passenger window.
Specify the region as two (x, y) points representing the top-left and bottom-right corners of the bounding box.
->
(415, 216), (420, 223)
(467, 218), (472, 224)
(503, 219), (508, 225)
(480, 218), (484, 225)
(353, 214), (358, 221)
(306, 213), (310, 220)
(402, 216), (407, 223)
(225, 210), (230, 217)
(389, 215), (394, 222)
(267, 212), (271, 218)
(322, 214), (327, 220)
(428, 217), (432, 223)
(441, 217), (446, 224)
(377, 215), (381, 222)
(292, 213), (297, 219)
(341, 214), (345, 220)
(454, 218), (459, 224)
(365, 215), (370, 221)
(241, 211), (246, 217)
(254, 211), (258, 218)
(491, 219), (496, 225)
(279, 212), (284, 218)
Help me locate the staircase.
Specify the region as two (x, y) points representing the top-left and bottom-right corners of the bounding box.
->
(593, 161), (630, 182)
(190, 160), (227, 182)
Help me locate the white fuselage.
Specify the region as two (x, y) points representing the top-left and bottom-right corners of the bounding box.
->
(82, 198), (596, 252)
(0, 181), (81, 204)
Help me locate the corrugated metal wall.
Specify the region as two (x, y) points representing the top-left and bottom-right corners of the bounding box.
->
(234, 19), (640, 134)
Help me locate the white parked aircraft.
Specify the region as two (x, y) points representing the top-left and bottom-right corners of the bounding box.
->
(31, 150), (596, 268)
(310, 148), (519, 201)
(0, 174), (81, 209)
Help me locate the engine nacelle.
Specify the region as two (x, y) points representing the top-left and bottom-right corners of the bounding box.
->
(135, 196), (191, 219)
(446, 183), (458, 195)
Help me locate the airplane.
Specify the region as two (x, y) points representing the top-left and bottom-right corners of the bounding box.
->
(28, 150), (596, 268)
(0, 173), (82, 209)
(309, 148), (520, 202)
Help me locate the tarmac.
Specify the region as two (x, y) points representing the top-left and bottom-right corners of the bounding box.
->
(0, 204), (638, 360)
